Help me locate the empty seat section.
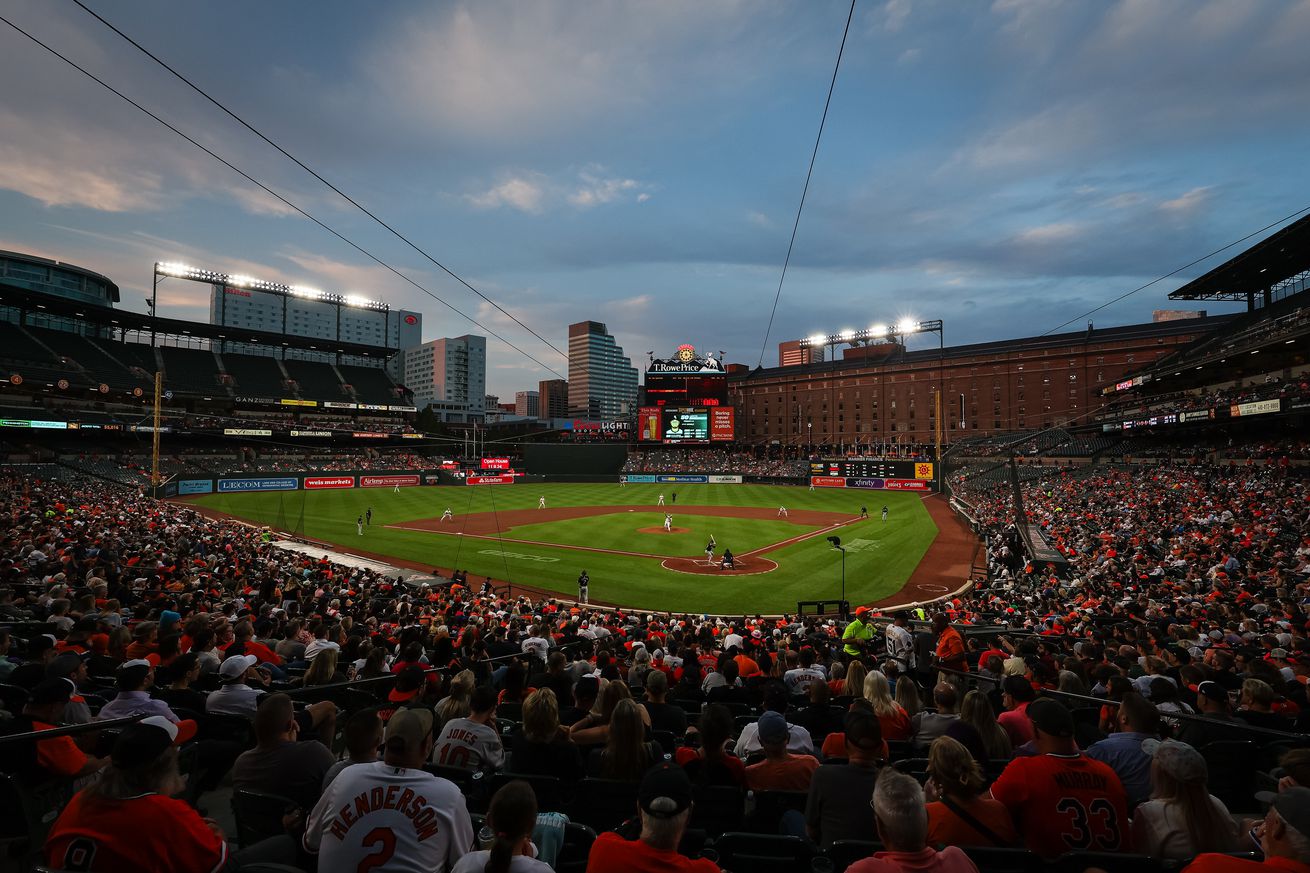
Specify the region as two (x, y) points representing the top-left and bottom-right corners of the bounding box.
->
(27, 327), (138, 389)
(0, 322), (58, 366)
(282, 359), (345, 401)
(114, 341), (161, 375)
(159, 346), (223, 393)
(219, 352), (286, 397)
(338, 365), (400, 405)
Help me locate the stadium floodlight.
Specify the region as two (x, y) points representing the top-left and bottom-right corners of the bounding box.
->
(226, 274), (255, 287)
(870, 323), (887, 337)
(344, 294), (372, 308)
(290, 285), (323, 299)
(809, 334), (826, 346)
(839, 329), (855, 341)
(898, 317), (917, 336)
(156, 262), (192, 277)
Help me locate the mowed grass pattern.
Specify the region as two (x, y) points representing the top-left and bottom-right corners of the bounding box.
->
(192, 483), (937, 614)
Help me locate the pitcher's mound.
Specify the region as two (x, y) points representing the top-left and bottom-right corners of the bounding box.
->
(637, 526), (691, 534)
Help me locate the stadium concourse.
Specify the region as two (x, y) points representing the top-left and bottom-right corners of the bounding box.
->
(0, 428), (1306, 873)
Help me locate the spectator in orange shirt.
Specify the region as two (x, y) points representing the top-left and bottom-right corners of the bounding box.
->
(746, 711), (819, 792)
(925, 736), (1016, 848)
(932, 614), (968, 691)
(124, 622), (159, 661)
(21, 679), (108, 781)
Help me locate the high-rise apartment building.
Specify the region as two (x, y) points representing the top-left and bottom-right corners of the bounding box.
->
(778, 339), (824, 367)
(399, 335), (486, 422)
(538, 379), (569, 419)
(514, 390), (540, 418)
(567, 321), (638, 420)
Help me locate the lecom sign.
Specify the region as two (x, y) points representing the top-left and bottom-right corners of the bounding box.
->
(360, 475), (420, 488)
(304, 476), (355, 490)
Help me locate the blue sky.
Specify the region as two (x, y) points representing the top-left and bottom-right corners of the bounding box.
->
(1, 0), (1308, 397)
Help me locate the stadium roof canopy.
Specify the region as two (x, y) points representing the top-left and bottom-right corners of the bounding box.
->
(1169, 214), (1310, 305)
(0, 284), (395, 359)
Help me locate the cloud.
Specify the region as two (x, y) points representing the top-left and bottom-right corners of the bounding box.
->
(1013, 222), (1083, 244)
(881, 0), (913, 33)
(465, 174), (549, 214)
(897, 47), (921, 65)
(464, 167), (649, 213)
(746, 210), (773, 228)
(1159, 187), (1211, 213)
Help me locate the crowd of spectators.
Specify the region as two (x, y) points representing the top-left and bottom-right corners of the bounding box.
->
(0, 450), (1308, 872)
(623, 448), (808, 476)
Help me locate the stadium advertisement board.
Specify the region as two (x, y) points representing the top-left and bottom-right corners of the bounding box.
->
(623, 474), (657, 483)
(709, 408), (735, 441)
(1231, 399), (1280, 417)
(656, 474), (708, 484)
(352, 432), (388, 438)
(290, 430), (333, 437)
(224, 428), (272, 437)
(810, 476), (847, 488)
(481, 457), (511, 470)
(467, 474), (514, 485)
(706, 475), (743, 484)
(177, 479), (213, 495)
(218, 477), (298, 493)
(882, 479), (931, 491)
(304, 476), (355, 489)
(360, 475), (419, 488)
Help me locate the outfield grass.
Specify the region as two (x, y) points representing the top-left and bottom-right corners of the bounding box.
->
(192, 483), (937, 614)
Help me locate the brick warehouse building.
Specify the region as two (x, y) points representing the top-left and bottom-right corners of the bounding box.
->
(727, 315), (1232, 447)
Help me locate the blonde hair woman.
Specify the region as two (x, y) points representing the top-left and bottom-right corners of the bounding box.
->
(436, 669), (475, 728)
(1132, 739), (1238, 859)
(510, 688), (583, 782)
(925, 736), (1016, 847)
(864, 671), (911, 741)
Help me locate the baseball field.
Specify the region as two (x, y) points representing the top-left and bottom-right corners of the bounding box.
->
(189, 482), (963, 614)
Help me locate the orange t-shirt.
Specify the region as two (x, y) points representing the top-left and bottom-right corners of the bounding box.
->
(926, 797), (1017, 847)
(33, 720), (88, 777)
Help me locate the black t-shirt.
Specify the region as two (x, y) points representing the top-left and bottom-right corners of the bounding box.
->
(806, 763), (882, 848)
(642, 701), (688, 735)
(509, 734), (585, 782)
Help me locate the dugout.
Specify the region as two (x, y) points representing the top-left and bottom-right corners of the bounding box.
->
(522, 444), (627, 481)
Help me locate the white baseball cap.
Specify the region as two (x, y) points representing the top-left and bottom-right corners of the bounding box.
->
(219, 654), (257, 680)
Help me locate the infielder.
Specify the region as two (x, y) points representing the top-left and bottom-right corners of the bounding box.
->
(538, 495), (547, 509)
(777, 505), (788, 518)
(663, 513), (673, 532)
(440, 507), (454, 522)
(657, 493), (665, 506)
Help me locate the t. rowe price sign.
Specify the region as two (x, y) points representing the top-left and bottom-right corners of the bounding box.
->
(810, 476), (847, 488)
(360, 475), (419, 488)
(481, 457), (511, 470)
(468, 474), (514, 485)
(304, 476), (355, 490)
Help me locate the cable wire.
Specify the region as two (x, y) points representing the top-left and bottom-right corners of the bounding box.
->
(756, 0), (857, 368)
(70, 0), (569, 363)
(1041, 205), (1310, 336)
(0, 13), (566, 380)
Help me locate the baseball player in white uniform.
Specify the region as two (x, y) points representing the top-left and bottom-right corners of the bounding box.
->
(663, 513), (673, 532)
(440, 508), (454, 522)
(657, 493), (665, 506)
(538, 495), (547, 509)
(303, 708), (472, 873)
(777, 506), (788, 518)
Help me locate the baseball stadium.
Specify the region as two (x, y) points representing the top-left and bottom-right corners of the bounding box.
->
(2, 5), (1310, 873)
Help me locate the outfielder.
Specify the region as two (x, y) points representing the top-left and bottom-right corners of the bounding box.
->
(538, 495), (547, 509)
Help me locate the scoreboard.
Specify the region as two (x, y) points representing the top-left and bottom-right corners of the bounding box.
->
(809, 459), (935, 490)
(638, 406), (735, 443)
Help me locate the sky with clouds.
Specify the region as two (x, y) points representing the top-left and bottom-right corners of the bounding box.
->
(1, 0), (1309, 398)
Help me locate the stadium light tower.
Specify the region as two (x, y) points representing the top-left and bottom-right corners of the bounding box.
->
(827, 535), (847, 619)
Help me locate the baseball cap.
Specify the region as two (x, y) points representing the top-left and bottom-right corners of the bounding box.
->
(219, 654), (258, 680)
(1142, 739), (1207, 782)
(1027, 698), (1074, 738)
(30, 677), (75, 705)
(111, 715), (196, 768)
(1196, 681), (1228, 703)
(46, 651), (88, 679)
(854, 607), (870, 617)
(384, 708), (433, 754)
(757, 710), (789, 744)
(639, 762), (693, 819)
(1255, 786), (1310, 840)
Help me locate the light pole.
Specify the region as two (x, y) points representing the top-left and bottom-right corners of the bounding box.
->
(807, 421), (812, 455)
(827, 535), (847, 618)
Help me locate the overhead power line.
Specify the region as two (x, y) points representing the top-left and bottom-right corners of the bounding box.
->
(756, 0), (857, 368)
(71, 0), (568, 364)
(0, 13), (566, 380)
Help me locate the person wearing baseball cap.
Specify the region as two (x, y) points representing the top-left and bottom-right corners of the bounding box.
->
(18, 678), (108, 782)
(1133, 739), (1238, 859)
(46, 715), (225, 873)
(303, 707), (473, 873)
(45, 651), (92, 724)
(98, 659), (185, 724)
(585, 762), (718, 872)
(842, 607), (874, 660)
(988, 698), (1129, 858)
(1183, 787), (1310, 872)
(205, 654), (268, 717)
(1177, 681), (1247, 748)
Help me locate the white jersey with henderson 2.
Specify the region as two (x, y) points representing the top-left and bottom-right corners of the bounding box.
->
(303, 760), (473, 873)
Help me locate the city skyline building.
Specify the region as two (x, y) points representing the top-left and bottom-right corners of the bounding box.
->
(567, 320), (638, 420)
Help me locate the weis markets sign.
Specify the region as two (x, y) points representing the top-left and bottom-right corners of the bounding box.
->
(305, 476), (355, 489)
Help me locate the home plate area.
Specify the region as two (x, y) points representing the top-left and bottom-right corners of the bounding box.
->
(660, 554), (779, 576)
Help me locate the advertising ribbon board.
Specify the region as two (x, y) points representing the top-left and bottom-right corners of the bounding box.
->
(304, 476), (355, 489)
(623, 474), (657, 483)
(706, 475), (742, 484)
(481, 457), (511, 470)
(810, 476), (847, 488)
(467, 474), (514, 485)
(224, 428), (273, 437)
(656, 474), (708, 484)
(1231, 399), (1281, 418)
(360, 475), (419, 488)
(218, 477), (298, 493)
(177, 479), (213, 495)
